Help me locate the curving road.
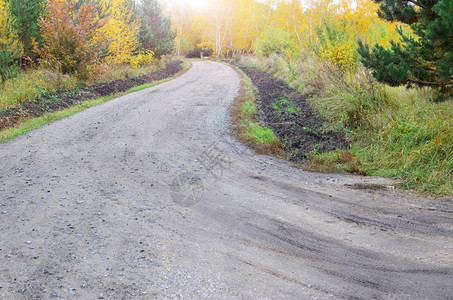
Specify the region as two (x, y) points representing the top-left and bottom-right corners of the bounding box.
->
(1, 61), (452, 299)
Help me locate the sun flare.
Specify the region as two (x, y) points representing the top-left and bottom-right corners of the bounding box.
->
(179, 0), (207, 9)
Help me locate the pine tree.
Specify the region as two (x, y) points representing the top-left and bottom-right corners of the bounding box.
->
(7, 0), (45, 58)
(358, 0), (453, 95)
(136, 0), (176, 58)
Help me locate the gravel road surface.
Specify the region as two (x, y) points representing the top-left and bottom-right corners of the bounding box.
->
(1, 61), (452, 299)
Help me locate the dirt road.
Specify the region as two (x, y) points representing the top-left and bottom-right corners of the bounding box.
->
(1, 61), (452, 299)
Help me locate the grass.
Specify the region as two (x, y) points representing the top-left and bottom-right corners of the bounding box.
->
(237, 54), (453, 196)
(127, 83), (153, 92)
(272, 98), (300, 117)
(228, 64), (283, 156)
(350, 88), (453, 195)
(0, 70), (79, 109)
(241, 100), (257, 117)
(244, 120), (279, 145)
(0, 96), (113, 144)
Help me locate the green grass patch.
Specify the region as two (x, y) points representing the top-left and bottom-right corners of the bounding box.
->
(272, 98), (300, 116)
(0, 96), (113, 144)
(241, 100), (257, 117)
(244, 121), (279, 145)
(349, 89), (453, 195)
(127, 83), (153, 92)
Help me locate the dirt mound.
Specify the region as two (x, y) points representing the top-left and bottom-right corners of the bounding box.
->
(0, 61), (182, 131)
(240, 66), (347, 161)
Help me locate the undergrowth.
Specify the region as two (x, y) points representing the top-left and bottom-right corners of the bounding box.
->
(0, 58), (172, 110)
(238, 54), (453, 196)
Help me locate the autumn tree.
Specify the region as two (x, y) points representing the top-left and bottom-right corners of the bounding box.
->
(35, 0), (110, 79)
(99, 0), (140, 65)
(359, 0), (453, 95)
(137, 0), (175, 58)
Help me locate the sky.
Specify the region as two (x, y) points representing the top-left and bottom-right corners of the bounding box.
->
(175, 0), (207, 9)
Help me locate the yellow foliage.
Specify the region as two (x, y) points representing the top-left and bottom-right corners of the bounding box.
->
(315, 19), (359, 72)
(0, 0), (23, 58)
(99, 0), (140, 65)
(129, 50), (154, 69)
(319, 43), (357, 71)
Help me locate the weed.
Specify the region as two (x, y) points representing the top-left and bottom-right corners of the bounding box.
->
(241, 100), (257, 117)
(272, 98), (300, 117)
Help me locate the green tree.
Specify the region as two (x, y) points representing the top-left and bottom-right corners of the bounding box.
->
(136, 0), (175, 58)
(358, 0), (453, 95)
(0, 44), (19, 83)
(7, 0), (45, 58)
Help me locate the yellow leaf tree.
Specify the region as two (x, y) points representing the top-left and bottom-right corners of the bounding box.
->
(0, 0), (23, 59)
(99, 0), (140, 65)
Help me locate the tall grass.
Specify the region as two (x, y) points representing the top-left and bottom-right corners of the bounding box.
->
(0, 70), (79, 109)
(238, 54), (453, 196)
(354, 88), (453, 194)
(0, 58), (171, 110)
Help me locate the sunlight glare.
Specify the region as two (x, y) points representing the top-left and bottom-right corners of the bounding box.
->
(180, 0), (207, 10)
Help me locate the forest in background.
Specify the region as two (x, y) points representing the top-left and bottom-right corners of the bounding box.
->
(166, 0), (397, 68)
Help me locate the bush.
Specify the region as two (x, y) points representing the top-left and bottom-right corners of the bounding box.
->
(315, 19), (359, 72)
(34, 0), (110, 80)
(130, 50), (155, 69)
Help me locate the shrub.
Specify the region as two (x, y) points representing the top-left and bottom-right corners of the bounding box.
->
(315, 19), (359, 72)
(34, 0), (110, 80)
(129, 50), (155, 69)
